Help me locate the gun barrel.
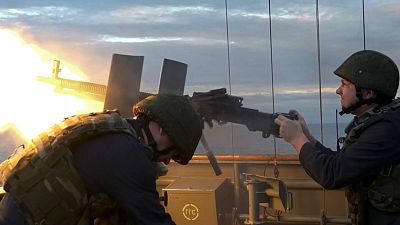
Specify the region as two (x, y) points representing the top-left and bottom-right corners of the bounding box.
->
(36, 75), (154, 102)
(36, 76), (107, 96)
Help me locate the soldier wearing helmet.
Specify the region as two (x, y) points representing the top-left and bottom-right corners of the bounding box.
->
(275, 50), (400, 225)
(334, 50), (399, 115)
(0, 94), (203, 225)
(132, 94), (203, 165)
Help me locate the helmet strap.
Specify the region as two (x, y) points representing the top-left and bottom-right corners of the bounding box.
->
(339, 87), (377, 115)
(135, 116), (158, 150)
(135, 115), (178, 161)
(152, 145), (176, 161)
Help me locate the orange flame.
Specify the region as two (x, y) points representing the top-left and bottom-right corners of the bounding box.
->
(0, 29), (103, 140)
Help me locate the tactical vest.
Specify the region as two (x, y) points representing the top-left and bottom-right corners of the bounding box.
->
(342, 99), (400, 224)
(0, 110), (137, 225)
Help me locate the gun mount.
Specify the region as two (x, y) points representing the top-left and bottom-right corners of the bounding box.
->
(242, 173), (292, 224)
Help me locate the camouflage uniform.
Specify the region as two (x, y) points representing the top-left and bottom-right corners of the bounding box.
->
(0, 111), (175, 225)
(0, 94), (203, 225)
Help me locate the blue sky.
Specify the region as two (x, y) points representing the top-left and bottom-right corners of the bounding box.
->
(1, 0), (400, 152)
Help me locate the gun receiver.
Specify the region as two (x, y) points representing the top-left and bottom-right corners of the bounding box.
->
(190, 88), (296, 138)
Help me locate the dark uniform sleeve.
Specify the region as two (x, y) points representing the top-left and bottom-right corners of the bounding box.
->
(299, 119), (400, 189)
(72, 133), (176, 225)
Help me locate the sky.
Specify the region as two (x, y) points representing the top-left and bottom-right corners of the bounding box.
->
(1, 0), (400, 154)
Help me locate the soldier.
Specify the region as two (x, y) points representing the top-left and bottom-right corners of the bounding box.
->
(0, 94), (203, 225)
(275, 50), (400, 225)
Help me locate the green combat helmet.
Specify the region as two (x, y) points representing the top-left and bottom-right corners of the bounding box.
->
(133, 94), (204, 165)
(334, 50), (399, 98)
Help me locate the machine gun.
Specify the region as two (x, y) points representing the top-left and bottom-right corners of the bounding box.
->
(35, 58), (296, 177)
(190, 88), (296, 138)
(36, 60), (294, 138)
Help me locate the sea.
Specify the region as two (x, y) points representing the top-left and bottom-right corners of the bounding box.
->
(0, 122), (348, 162)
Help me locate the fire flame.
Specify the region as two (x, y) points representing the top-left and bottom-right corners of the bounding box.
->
(0, 29), (103, 140)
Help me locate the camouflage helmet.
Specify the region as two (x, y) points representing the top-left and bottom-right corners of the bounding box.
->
(133, 94), (203, 165)
(334, 50), (399, 98)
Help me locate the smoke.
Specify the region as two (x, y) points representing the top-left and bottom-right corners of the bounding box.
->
(0, 124), (27, 161)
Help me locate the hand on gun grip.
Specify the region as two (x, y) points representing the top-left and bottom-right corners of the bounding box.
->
(272, 112), (298, 137)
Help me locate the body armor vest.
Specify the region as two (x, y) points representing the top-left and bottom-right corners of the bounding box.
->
(0, 110), (136, 225)
(342, 99), (400, 224)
